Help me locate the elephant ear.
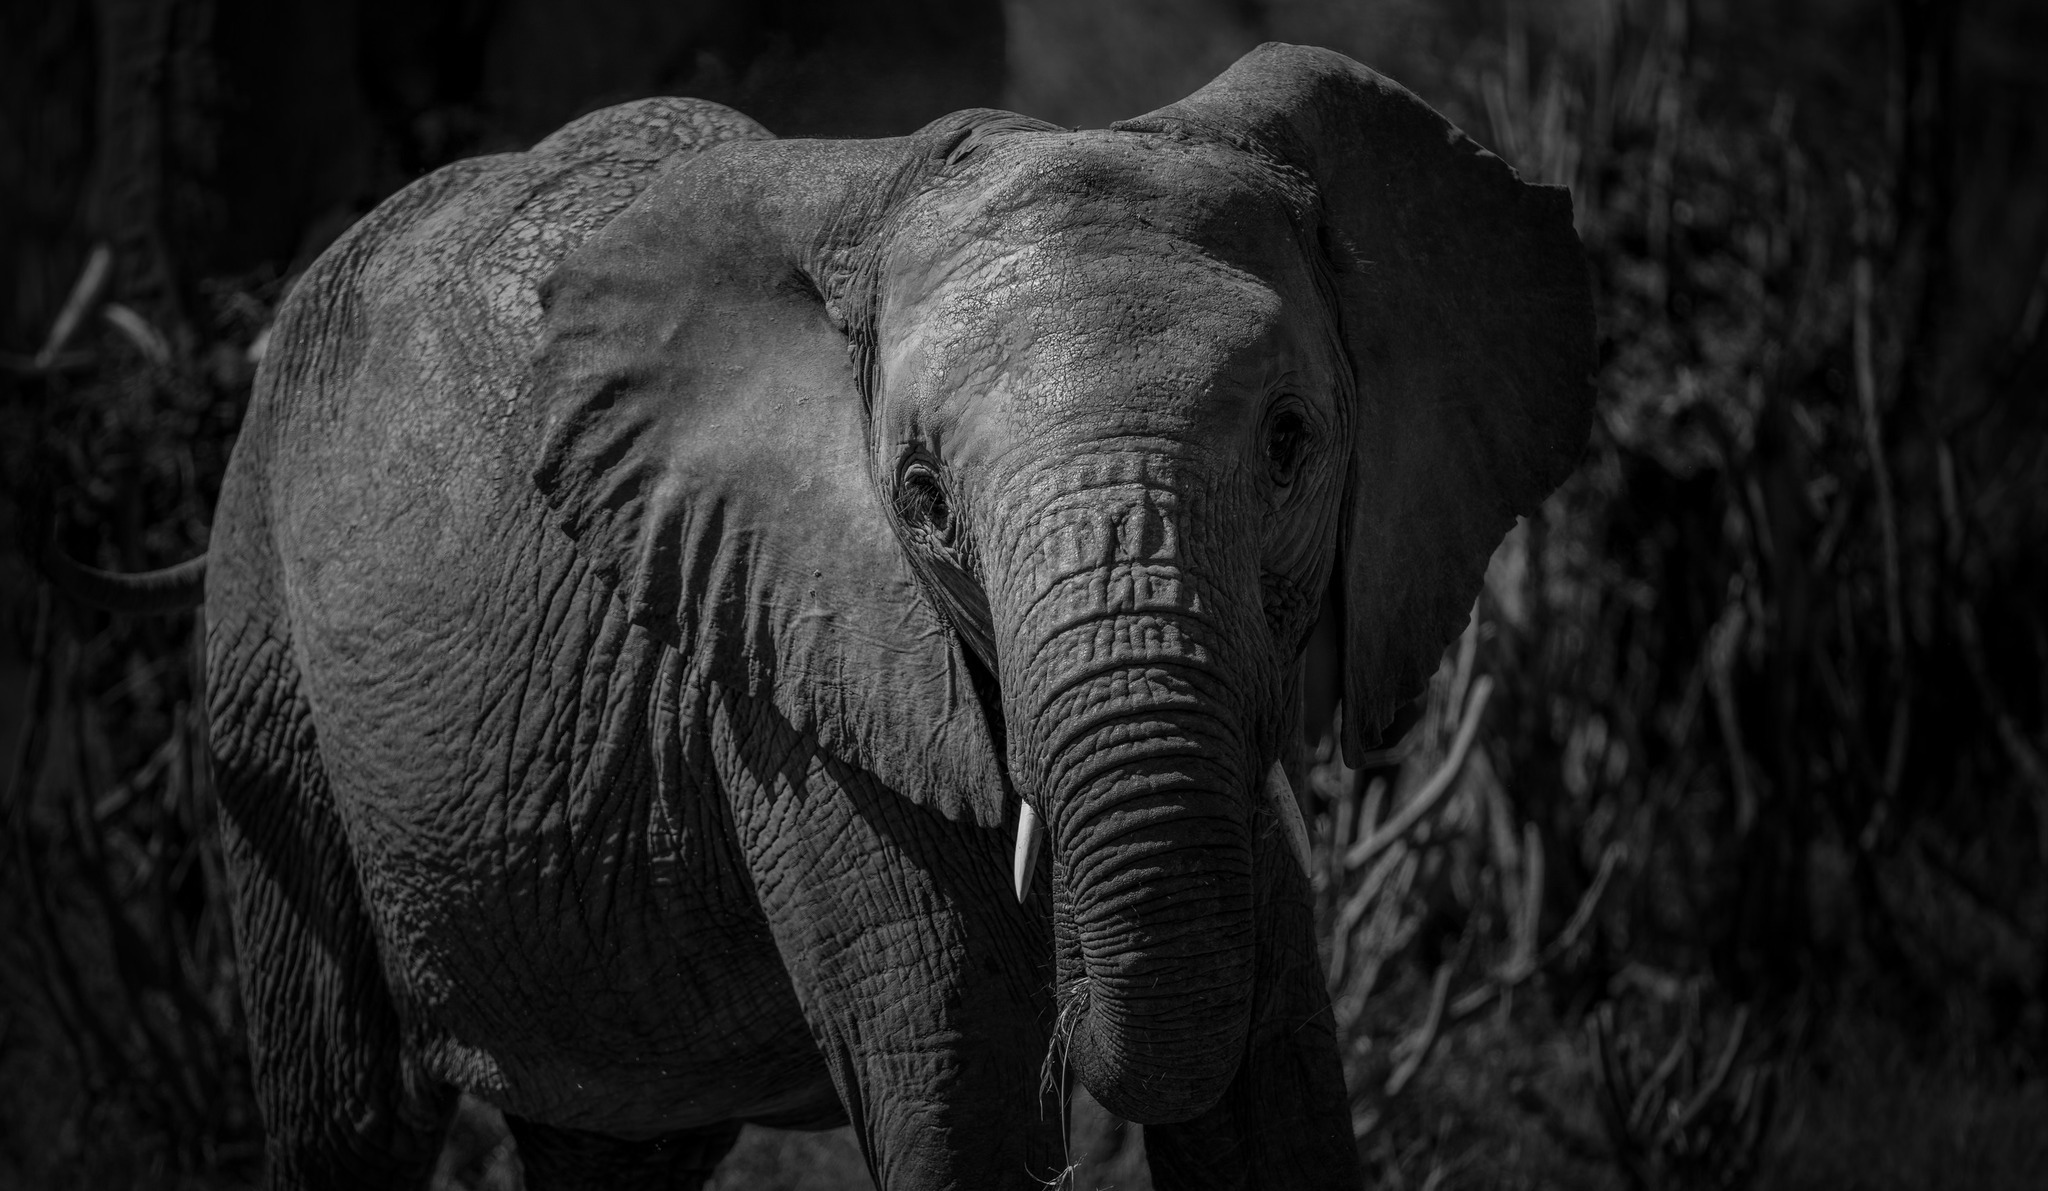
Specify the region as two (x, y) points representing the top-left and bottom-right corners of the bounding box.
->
(529, 115), (1018, 826)
(1116, 42), (1595, 761)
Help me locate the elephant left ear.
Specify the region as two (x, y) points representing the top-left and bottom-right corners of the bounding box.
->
(1117, 43), (1596, 763)
(529, 117), (1019, 827)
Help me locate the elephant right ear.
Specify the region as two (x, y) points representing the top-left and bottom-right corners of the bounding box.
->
(528, 120), (1014, 826)
(1119, 43), (1597, 762)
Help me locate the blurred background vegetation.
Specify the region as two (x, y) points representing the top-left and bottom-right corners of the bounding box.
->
(4, 0), (2045, 1187)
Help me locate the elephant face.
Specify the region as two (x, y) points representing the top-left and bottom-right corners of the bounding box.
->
(872, 131), (1350, 665)
(530, 44), (1592, 1125)
(865, 138), (1354, 1115)
(871, 132), (1352, 697)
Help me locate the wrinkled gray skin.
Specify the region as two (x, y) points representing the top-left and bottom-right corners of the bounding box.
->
(193, 43), (1591, 1191)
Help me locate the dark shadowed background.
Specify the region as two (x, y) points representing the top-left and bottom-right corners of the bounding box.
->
(4, 1), (2046, 1188)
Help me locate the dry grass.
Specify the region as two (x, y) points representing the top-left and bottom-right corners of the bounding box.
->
(1768, 1019), (2048, 1191)
(704, 1128), (873, 1191)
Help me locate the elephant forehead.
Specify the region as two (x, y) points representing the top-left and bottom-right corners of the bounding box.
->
(883, 138), (1318, 425)
(945, 129), (1310, 253)
(909, 239), (1282, 399)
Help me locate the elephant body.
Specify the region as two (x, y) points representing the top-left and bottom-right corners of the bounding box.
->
(184, 44), (1593, 1191)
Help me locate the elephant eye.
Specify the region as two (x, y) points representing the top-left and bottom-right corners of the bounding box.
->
(898, 460), (958, 548)
(1265, 407), (1309, 488)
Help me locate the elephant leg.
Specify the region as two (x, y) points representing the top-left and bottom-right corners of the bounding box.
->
(211, 626), (453, 1188)
(1145, 809), (1362, 1191)
(502, 1116), (741, 1190)
(708, 690), (1062, 1190)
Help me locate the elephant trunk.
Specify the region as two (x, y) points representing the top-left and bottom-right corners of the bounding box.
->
(997, 489), (1265, 1125)
(1041, 696), (1255, 1123)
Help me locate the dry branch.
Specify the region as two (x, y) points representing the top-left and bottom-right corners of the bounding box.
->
(34, 243), (112, 370)
(1346, 676), (1495, 871)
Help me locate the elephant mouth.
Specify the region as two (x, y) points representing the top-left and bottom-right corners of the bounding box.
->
(906, 545), (1046, 894)
(959, 646), (1049, 899)
(961, 642), (1008, 776)
(958, 644), (1056, 902)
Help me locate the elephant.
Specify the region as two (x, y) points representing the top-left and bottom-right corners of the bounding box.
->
(42, 41), (1593, 1191)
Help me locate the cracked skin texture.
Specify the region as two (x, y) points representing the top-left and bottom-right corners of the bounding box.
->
(201, 42), (1591, 1191)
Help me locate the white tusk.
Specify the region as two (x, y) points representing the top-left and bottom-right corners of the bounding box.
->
(1013, 798), (1044, 903)
(1264, 761), (1315, 881)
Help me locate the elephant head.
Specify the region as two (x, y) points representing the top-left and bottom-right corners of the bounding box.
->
(530, 44), (1592, 1125)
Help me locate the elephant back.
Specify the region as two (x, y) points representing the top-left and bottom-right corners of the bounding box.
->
(255, 97), (769, 581)
(275, 99), (768, 451)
